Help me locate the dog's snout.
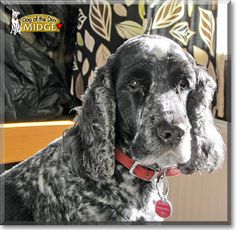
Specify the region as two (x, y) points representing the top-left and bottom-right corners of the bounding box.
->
(157, 123), (185, 145)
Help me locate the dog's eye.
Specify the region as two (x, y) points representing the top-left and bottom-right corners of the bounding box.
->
(179, 79), (189, 90)
(128, 81), (139, 90)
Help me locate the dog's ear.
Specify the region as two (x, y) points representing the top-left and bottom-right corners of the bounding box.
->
(72, 57), (116, 181)
(184, 66), (224, 174)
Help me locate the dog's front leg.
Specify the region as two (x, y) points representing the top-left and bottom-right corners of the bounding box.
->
(12, 25), (16, 35)
(18, 24), (21, 34)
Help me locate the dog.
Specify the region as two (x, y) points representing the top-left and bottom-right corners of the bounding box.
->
(1, 35), (224, 224)
(10, 9), (21, 35)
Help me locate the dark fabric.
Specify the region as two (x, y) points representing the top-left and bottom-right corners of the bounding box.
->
(2, 4), (79, 122)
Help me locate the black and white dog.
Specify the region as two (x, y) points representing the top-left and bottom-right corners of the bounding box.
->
(1, 35), (224, 224)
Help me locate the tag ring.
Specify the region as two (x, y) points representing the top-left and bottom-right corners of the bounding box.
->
(156, 171), (169, 199)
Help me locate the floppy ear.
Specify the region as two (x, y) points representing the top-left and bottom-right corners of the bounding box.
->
(71, 58), (116, 181)
(184, 66), (224, 174)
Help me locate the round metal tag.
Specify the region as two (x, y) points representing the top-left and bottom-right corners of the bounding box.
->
(155, 199), (172, 218)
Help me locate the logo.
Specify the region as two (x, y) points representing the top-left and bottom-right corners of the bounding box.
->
(10, 9), (21, 35)
(10, 9), (63, 35)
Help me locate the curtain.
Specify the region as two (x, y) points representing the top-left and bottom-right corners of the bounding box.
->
(71, 0), (221, 117)
(149, 0), (218, 115)
(71, 0), (147, 102)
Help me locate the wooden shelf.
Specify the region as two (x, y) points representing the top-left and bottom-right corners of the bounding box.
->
(1, 120), (74, 164)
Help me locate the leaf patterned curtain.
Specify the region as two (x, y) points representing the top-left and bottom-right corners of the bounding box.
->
(71, 0), (221, 117)
(71, 0), (147, 101)
(149, 0), (218, 115)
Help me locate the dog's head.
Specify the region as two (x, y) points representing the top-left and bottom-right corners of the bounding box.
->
(11, 9), (20, 20)
(70, 35), (224, 181)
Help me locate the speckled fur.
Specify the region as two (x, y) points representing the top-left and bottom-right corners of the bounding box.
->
(1, 35), (224, 224)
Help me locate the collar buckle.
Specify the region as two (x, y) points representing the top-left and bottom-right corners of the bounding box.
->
(129, 161), (159, 182)
(129, 161), (140, 176)
(149, 170), (159, 182)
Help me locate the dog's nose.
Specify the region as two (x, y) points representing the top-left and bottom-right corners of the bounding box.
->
(157, 123), (185, 145)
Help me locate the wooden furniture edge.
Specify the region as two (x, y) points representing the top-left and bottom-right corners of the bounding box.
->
(1, 120), (74, 164)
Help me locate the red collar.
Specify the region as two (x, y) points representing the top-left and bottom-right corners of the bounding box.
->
(115, 149), (181, 182)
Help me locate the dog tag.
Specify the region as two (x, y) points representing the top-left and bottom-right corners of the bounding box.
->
(155, 199), (172, 218)
(155, 170), (172, 218)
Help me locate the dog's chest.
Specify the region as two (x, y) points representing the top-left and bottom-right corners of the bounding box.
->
(114, 167), (163, 221)
(125, 185), (163, 222)
(59, 168), (162, 222)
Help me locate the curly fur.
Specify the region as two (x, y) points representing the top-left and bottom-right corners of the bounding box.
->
(1, 35), (224, 224)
